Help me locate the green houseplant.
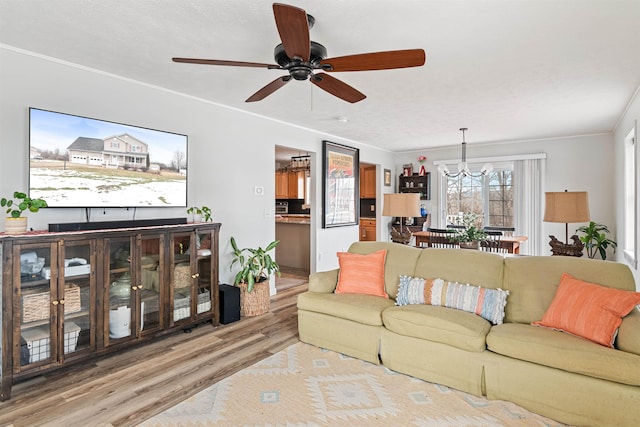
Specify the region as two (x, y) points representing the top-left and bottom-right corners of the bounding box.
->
(1, 191), (48, 233)
(576, 221), (617, 260)
(230, 237), (280, 317)
(1, 191), (48, 218)
(186, 206), (212, 222)
(450, 213), (487, 249)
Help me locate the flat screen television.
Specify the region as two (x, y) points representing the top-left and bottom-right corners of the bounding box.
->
(29, 108), (188, 208)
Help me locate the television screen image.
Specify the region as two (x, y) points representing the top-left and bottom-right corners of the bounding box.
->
(29, 108), (188, 208)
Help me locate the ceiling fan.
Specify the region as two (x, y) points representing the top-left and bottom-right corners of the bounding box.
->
(172, 3), (426, 103)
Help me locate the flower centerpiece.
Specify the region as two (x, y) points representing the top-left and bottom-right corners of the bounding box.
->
(417, 155), (427, 176)
(451, 213), (487, 249)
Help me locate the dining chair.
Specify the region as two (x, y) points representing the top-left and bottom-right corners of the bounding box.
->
(481, 230), (505, 253)
(484, 226), (515, 237)
(425, 228), (459, 248)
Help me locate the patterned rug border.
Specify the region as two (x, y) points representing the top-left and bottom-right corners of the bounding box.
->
(141, 341), (566, 426)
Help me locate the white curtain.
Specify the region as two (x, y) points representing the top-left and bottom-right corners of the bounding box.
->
(513, 158), (545, 255)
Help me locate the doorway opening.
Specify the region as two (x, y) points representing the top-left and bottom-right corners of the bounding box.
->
(274, 145), (313, 288)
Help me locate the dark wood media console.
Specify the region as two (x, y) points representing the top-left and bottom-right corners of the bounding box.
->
(0, 222), (221, 400)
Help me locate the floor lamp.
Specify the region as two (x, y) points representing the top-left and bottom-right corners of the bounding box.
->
(543, 190), (590, 256)
(382, 193), (421, 244)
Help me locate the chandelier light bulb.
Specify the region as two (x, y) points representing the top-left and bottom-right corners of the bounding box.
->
(437, 164), (450, 175)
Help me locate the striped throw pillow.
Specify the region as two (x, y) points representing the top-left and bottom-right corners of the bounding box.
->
(396, 276), (509, 325)
(532, 273), (640, 347)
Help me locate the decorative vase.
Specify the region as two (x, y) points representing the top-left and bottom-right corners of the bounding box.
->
(237, 280), (270, 317)
(459, 241), (481, 250)
(5, 217), (27, 234)
(419, 164), (426, 176)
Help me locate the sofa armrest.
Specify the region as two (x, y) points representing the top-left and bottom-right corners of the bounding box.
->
(617, 306), (640, 356)
(308, 269), (339, 293)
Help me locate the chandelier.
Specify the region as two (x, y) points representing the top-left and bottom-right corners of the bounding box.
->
(286, 154), (311, 172)
(437, 128), (493, 178)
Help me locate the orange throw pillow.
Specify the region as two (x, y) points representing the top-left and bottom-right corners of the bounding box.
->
(533, 273), (640, 347)
(335, 250), (388, 298)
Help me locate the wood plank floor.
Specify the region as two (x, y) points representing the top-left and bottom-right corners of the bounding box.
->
(0, 282), (308, 427)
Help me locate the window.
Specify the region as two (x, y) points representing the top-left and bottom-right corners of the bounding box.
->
(624, 125), (637, 268)
(443, 163), (514, 227)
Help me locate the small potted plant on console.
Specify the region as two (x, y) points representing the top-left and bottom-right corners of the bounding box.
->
(230, 237), (280, 317)
(187, 206), (212, 223)
(1, 191), (48, 234)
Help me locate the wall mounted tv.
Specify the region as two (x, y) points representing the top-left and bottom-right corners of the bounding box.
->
(29, 108), (188, 208)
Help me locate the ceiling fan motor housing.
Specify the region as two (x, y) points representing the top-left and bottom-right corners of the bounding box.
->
(274, 41), (327, 80)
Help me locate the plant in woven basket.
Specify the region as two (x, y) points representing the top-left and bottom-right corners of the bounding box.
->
(230, 237), (280, 292)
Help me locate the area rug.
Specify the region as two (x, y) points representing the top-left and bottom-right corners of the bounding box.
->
(141, 342), (566, 426)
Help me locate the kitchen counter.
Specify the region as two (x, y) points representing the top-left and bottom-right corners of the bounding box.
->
(275, 214), (311, 225)
(275, 217), (310, 271)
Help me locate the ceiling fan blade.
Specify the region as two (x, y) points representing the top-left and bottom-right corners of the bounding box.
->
(273, 3), (310, 61)
(321, 49), (426, 72)
(246, 76), (291, 102)
(311, 73), (366, 103)
(172, 57), (279, 69)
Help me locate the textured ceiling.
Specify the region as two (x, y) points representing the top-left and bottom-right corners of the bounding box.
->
(1, 0), (639, 152)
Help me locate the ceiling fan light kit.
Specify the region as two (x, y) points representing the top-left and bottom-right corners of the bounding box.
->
(172, 3), (426, 103)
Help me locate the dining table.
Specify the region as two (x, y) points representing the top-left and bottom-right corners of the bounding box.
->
(412, 231), (528, 254)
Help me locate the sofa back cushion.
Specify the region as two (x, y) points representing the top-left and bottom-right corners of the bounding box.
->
(348, 242), (423, 299)
(503, 256), (636, 324)
(413, 248), (505, 291)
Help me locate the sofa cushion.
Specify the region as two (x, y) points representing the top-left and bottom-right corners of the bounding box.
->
(382, 305), (491, 352)
(336, 250), (388, 298)
(413, 248), (505, 291)
(487, 323), (640, 386)
(297, 292), (395, 326)
(503, 255), (636, 324)
(617, 307), (640, 356)
(396, 276), (509, 325)
(532, 273), (640, 347)
(348, 242), (423, 299)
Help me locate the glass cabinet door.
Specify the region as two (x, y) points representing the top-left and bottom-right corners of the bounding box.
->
(58, 240), (94, 357)
(106, 237), (134, 342)
(15, 242), (56, 368)
(138, 235), (163, 334)
(171, 232), (193, 323)
(195, 229), (214, 317)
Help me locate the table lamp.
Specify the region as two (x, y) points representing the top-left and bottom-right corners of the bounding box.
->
(382, 193), (421, 244)
(543, 190), (590, 256)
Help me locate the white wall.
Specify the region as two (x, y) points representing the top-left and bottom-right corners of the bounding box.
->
(393, 133), (616, 257)
(0, 47), (396, 286)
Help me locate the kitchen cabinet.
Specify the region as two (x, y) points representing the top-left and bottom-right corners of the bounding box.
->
(360, 166), (376, 198)
(1, 222), (220, 400)
(275, 171), (288, 199)
(288, 171), (305, 199)
(275, 171), (305, 200)
(359, 219), (377, 241)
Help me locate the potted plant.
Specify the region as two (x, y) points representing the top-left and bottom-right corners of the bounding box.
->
(230, 237), (280, 316)
(187, 206), (212, 222)
(1, 191), (48, 233)
(450, 213), (487, 249)
(576, 221), (617, 260)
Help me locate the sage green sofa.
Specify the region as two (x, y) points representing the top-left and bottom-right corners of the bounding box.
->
(297, 241), (640, 427)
